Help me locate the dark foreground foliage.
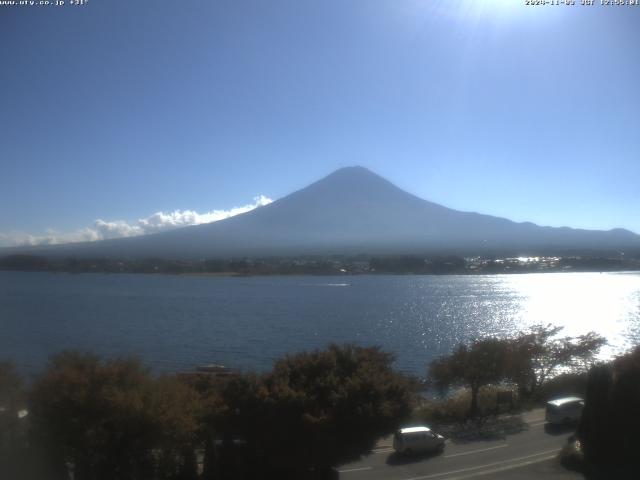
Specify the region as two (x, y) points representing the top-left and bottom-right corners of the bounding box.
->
(576, 346), (640, 478)
(259, 345), (414, 473)
(25, 352), (201, 480)
(0, 345), (414, 480)
(0, 361), (26, 479)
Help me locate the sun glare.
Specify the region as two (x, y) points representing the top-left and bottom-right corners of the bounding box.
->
(415, 0), (557, 24)
(510, 273), (640, 356)
(465, 0), (523, 16)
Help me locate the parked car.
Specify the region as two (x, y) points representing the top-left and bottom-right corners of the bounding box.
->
(545, 396), (584, 425)
(393, 426), (445, 455)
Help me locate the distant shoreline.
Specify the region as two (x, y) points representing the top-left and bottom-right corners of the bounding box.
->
(2, 268), (640, 278)
(2, 253), (639, 277)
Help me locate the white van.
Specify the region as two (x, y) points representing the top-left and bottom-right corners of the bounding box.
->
(545, 396), (584, 425)
(393, 426), (445, 455)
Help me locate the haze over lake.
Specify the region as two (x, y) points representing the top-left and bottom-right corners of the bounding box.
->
(2, 271), (639, 378)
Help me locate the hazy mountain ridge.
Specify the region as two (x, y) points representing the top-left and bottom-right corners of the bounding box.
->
(3, 167), (639, 259)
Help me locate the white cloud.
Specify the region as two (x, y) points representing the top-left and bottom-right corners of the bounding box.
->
(0, 228), (101, 247)
(0, 195), (273, 247)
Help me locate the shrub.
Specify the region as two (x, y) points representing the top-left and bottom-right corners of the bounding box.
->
(415, 385), (516, 426)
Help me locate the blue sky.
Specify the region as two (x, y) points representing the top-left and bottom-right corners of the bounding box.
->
(1, 0), (639, 245)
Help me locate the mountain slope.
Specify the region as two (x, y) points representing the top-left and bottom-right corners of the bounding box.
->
(5, 166), (640, 258)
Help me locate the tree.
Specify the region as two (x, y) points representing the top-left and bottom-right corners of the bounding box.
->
(179, 370), (256, 480)
(0, 361), (26, 478)
(507, 324), (606, 398)
(429, 339), (510, 419)
(0, 360), (22, 414)
(221, 344), (414, 479)
(147, 376), (203, 480)
(213, 373), (268, 480)
(29, 351), (202, 480)
(578, 346), (640, 475)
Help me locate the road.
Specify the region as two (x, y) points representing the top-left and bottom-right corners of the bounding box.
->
(337, 410), (582, 480)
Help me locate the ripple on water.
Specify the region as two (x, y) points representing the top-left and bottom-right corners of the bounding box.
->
(1, 271), (639, 377)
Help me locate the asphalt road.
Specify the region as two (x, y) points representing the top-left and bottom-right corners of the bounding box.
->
(337, 410), (583, 480)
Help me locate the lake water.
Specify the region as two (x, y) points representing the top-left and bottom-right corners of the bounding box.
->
(1, 271), (639, 379)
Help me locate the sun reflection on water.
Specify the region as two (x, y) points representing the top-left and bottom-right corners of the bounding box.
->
(505, 272), (640, 356)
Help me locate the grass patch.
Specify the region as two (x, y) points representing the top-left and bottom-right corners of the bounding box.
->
(412, 386), (527, 442)
(414, 385), (516, 424)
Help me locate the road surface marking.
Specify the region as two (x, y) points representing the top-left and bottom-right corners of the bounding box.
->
(373, 448), (394, 454)
(401, 448), (559, 480)
(443, 454), (557, 479)
(525, 416), (545, 423)
(338, 466), (373, 473)
(444, 444), (508, 458)
(529, 421), (547, 427)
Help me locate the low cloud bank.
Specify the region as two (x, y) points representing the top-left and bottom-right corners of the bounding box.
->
(0, 195), (273, 247)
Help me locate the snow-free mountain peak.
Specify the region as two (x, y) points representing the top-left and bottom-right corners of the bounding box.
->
(3, 167), (639, 259)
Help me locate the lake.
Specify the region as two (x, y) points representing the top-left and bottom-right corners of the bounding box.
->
(1, 271), (639, 378)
